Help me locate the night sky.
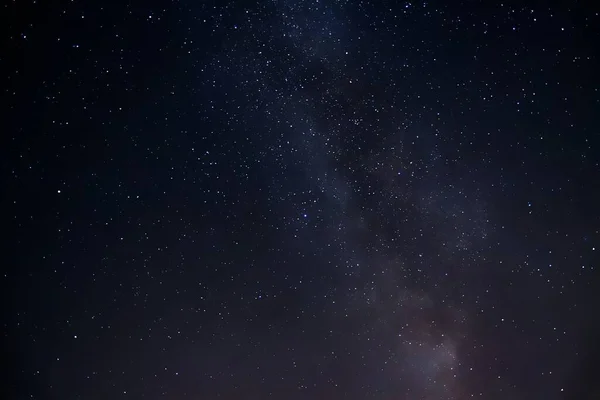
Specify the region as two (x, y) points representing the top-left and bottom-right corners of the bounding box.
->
(4, 1), (600, 399)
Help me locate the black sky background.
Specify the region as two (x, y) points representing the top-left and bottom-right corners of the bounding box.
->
(3, 0), (600, 399)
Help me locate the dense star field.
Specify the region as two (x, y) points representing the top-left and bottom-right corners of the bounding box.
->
(3, 0), (599, 399)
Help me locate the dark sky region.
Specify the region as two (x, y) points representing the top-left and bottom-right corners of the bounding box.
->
(3, 0), (599, 399)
